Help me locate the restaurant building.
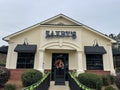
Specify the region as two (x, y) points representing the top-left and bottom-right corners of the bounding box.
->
(3, 14), (116, 81)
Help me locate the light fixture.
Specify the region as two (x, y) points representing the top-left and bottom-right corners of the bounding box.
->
(23, 38), (28, 45)
(93, 39), (99, 47)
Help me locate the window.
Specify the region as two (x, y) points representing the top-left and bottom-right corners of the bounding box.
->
(114, 56), (120, 68)
(86, 54), (103, 70)
(16, 53), (35, 69)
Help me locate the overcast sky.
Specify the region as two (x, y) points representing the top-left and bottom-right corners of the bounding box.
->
(0, 0), (120, 46)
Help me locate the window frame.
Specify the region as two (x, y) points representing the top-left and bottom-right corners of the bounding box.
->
(16, 53), (35, 69)
(86, 54), (103, 70)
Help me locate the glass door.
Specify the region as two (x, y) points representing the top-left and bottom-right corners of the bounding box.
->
(51, 53), (68, 85)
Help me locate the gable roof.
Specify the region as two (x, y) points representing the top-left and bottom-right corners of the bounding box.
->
(3, 14), (116, 43)
(40, 13), (82, 25)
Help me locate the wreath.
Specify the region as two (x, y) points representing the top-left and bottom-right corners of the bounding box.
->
(54, 59), (64, 69)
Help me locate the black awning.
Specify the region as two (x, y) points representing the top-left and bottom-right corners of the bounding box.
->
(84, 46), (107, 54)
(0, 46), (8, 54)
(112, 48), (120, 56)
(14, 44), (37, 53)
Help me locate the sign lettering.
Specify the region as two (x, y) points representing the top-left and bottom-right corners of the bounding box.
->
(45, 31), (76, 39)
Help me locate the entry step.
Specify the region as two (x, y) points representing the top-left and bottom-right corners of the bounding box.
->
(49, 81), (70, 90)
(55, 81), (65, 85)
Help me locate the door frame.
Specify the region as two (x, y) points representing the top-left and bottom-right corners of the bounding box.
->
(51, 53), (69, 81)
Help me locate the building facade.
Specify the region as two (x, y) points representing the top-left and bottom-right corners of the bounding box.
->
(3, 14), (116, 80)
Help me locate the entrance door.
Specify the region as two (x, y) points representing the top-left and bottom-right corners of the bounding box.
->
(51, 53), (69, 82)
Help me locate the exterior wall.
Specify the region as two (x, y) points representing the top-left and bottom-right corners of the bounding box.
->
(39, 26), (82, 50)
(9, 69), (25, 81)
(6, 26), (82, 70)
(85, 70), (110, 76)
(81, 28), (115, 74)
(45, 18), (77, 25)
(5, 17), (115, 75)
(6, 27), (41, 69)
(44, 50), (77, 70)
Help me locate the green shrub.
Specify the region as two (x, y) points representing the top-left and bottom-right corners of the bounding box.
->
(104, 86), (116, 90)
(115, 73), (120, 89)
(102, 75), (115, 86)
(21, 69), (43, 87)
(109, 75), (115, 84)
(102, 76), (110, 86)
(4, 84), (16, 90)
(0, 67), (10, 86)
(78, 73), (102, 90)
(96, 80), (103, 90)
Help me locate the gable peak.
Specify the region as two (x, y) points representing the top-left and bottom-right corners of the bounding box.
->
(40, 14), (82, 25)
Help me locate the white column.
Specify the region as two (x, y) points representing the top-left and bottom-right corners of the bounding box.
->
(6, 42), (14, 68)
(38, 49), (44, 73)
(108, 45), (116, 75)
(6, 44), (12, 68)
(77, 51), (84, 74)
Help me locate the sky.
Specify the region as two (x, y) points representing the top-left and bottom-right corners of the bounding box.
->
(0, 0), (120, 46)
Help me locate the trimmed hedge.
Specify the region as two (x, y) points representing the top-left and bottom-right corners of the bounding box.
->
(109, 75), (115, 84)
(0, 67), (10, 86)
(102, 75), (115, 86)
(21, 69), (43, 87)
(23, 73), (50, 90)
(102, 75), (110, 86)
(78, 72), (102, 90)
(69, 72), (90, 90)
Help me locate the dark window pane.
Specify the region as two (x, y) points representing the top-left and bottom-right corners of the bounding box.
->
(16, 53), (35, 69)
(86, 54), (103, 70)
(114, 56), (120, 68)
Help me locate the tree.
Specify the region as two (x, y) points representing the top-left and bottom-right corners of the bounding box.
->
(109, 34), (117, 40)
(109, 33), (120, 49)
(117, 33), (120, 49)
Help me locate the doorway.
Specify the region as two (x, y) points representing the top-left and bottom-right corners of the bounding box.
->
(51, 53), (69, 82)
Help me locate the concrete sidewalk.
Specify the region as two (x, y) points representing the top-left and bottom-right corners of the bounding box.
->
(49, 81), (70, 90)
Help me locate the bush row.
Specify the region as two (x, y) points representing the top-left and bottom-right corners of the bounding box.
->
(78, 72), (120, 90)
(102, 75), (115, 86)
(23, 72), (50, 90)
(69, 72), (90, 90)
(21, 69), (43, 87)
(0, 67), (10, 86)
(78, 73), (120, 90)
(78, 73), (102, 90)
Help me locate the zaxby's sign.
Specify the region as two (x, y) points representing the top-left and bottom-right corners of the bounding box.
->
(45, 31), (76, 39)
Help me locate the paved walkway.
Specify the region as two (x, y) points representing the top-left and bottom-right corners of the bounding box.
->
(49, 81), (70, 90)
